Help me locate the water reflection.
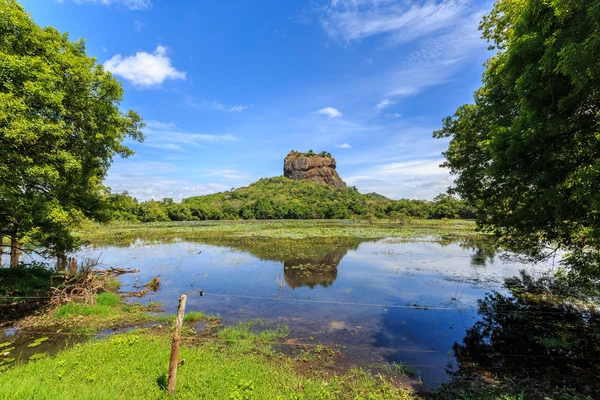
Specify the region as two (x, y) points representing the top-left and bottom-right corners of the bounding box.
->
(448, 271), (600, 396)
(15, 234), (558, 387)
(283, 249), (348, 288)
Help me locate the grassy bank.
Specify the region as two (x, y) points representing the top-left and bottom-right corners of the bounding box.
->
(1, 316), (413, 399)
(76, 219), (480, 246)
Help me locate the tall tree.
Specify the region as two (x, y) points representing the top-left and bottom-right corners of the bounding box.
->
(435, 0), (600, 288)
(0, 0), (144, 265)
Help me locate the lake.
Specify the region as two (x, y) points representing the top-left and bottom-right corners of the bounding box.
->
(67, 235), (555, 387)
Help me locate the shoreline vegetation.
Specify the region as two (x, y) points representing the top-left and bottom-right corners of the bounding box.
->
(76, 218), (481, 245)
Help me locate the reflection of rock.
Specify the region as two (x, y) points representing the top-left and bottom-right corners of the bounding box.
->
(283, 249), (346, 289)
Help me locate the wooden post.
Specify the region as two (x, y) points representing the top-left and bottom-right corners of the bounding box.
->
(167, 294), (187, 396)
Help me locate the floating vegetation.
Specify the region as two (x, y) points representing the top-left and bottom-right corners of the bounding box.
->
(27, 337), (49, 348)
(28, 353), (49, 361)
(1, 348), (15, 356)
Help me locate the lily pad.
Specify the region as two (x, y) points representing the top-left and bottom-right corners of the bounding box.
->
(27, 337), (50, 348)
(29, 352), (49, 361)
(0, 358), (15, 366)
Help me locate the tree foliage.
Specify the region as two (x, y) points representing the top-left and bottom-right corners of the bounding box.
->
(435, 0), (600, 285)
(0, 0), (143, 263)
(104, 177), (474, 222)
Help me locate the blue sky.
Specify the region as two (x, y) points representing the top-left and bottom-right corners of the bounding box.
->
(22, 0), (492, 201)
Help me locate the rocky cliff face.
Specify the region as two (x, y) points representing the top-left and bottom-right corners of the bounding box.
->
(283, 151), (346, 188)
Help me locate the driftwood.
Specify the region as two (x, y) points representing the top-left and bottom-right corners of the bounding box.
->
(123, 289), (149, 298)
(49, 262), (139, 307)
(94, 267), (140, 276)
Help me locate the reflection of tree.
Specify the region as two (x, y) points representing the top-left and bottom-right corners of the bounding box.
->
(448, 272), (600, 397)
(437, 237), (500, 267)
(283, 249), (346, 289)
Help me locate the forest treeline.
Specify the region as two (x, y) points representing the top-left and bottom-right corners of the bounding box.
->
(105, 177), (475, 222)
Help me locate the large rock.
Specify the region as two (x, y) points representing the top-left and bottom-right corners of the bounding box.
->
(283, 150), (346, 188)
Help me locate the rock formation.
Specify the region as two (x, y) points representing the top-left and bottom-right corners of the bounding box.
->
(283, 150), (346, 188)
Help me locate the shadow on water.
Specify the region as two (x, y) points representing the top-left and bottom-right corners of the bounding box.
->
(429, 271), (600, 398)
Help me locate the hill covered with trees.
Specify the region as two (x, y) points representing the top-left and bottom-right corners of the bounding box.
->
(105, 176), (474, 222)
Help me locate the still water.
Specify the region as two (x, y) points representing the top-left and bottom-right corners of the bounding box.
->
(67, 236), (555, 386)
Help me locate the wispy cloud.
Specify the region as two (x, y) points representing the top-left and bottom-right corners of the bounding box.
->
(204, 169), (253, 180)
(185, 97), (250, 113)
(55, 0), (151, 10)
(133, 20), (143, 32)
(316, 107), (343, 118)
(385, 11), (486, 97)
(336, 143), (352, 149)
(321, 0), (472, 45)
(142, 120), (238, 149)
(374, 98), (395, 111)
(385, 112), (401, 119)
(104, 45), (186, 87)
(229, 104), (249, 112)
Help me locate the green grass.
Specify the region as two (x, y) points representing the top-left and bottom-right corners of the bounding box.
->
(19, 293), (167, 333)
(216, 320), (289, 343)
(0, 330), (414, 399)
(182, 311), (209, 323)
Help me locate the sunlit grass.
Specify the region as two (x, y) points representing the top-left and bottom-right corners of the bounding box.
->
(0, 330), (414, 400)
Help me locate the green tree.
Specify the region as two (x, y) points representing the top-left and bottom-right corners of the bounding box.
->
(0, 0), (144, 265)
(435, 0), (600, 287)
(139, 201), (169, 222)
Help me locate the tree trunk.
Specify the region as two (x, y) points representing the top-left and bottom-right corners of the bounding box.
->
(57, 253), (67, 271)
(0, 235), (4, 267)
(10, 234), (20, 267)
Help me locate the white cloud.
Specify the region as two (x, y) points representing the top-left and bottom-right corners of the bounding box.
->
(316, 107), (343, 118)
(385, 112), (401, 119)
(106, 172), (231, 201)
(321, 0), (472, 45)
(229, 104), (249, 112)
(345, 159), (452, 199)
(336, 143), (352, 149)
(104, 45), (186, 87)
(57, 0), (152, 10)
(133, 20), (143, 32)
(374, 98), (395, 111)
